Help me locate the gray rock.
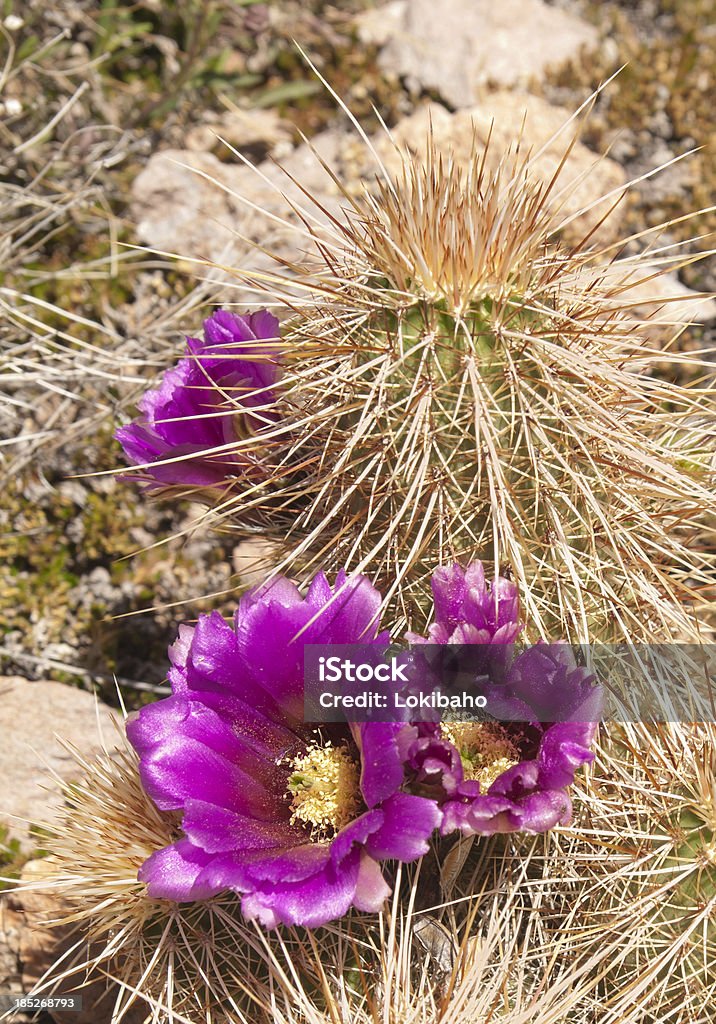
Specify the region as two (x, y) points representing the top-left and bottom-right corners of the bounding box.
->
(378, 0), (599, 108)
(55, 480), (87, 508)
(0, 677), (120, 849)
(598, 262), (716, 340)
(355, 0), (407, 47)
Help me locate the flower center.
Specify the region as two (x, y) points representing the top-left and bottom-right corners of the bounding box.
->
(287, 741), (361, 838)
(441, 721), (520, 792)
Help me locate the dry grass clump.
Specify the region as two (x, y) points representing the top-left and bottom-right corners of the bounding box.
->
(0, 23), (242, 698)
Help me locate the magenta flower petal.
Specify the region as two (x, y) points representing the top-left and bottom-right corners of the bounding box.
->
(236, 813), (395, 928)
(514, 790), (573, 831)
(128, 569), (441, 928)
(182, 801), (304, 855)
(487, 757), (539, 794)
(234, 571), (389, 722)
(351, 854), (393, 912)
(116, 308), (280, 490)
(364, 794), (442, 860)
(243, 843), (339, 886)
(131, 708), (283, 820)
(537, 721), (597, 789)
(407, 726), (465, 793)
(138, 839), (219, 901)
(440, 793), (520, 836)
(356, 722), (417, 808)
(239, 847), (363, 929)
(165, 615), (304, 751)
(411, 562), (521, 645)
(236, 816), (386, 928)
(505, 644), (603, 722)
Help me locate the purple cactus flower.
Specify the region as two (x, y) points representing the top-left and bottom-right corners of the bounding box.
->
(407, 561), (521, 646)
(406, 563), (597, 836)
(116, 309), (281, 489)
(127, 570), (441, 929)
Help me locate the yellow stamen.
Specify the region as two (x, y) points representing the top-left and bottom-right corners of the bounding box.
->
(441, 721), (520, 792)
(288, 741), (361, 838)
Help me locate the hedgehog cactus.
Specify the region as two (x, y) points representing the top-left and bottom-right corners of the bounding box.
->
(558, 721), (716, 1021)
(116, 113), (715, 642)
(264, 138), (714, 641)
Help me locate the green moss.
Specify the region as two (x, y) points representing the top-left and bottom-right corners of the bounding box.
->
(0, 422), (238, 706)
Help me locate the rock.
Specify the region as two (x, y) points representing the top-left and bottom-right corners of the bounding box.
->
(131, 133), (346, 282)
(374, 96), (626, 242)
(599, 262), (716, 338)
(0, 898), (22, 993)
(232, 538), (278, 587)
(377, 0), (599, 108)
(0, 896), (33, 1023)
(55, 480), (87, 508)
(132, 93), (625, 281)
(355, 0), (407, 47)
(185, 106), (292, 156)
(0, 677), (120, 849)
(132, 149), (247, 269)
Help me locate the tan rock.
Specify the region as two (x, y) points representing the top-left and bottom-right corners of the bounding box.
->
(132, 148), (246, 267)
(355, 0), (407, 47)
(185, 106), (292, 155)
(131, 134), (345, 281)
(0, 897), (22, 991)
(131, 94), (626, 282)
(378, 0), (599, 107)
(232, 538), (279, 588)
(0, 677), (120, 849)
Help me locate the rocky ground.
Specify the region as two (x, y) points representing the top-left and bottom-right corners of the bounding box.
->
(1, 0), (715, 1019)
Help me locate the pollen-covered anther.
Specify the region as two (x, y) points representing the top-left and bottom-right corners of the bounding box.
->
(288, 741), (361, 836)
(441, 721), (520, 791)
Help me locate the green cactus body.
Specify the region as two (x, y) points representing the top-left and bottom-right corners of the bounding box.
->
(279, 276), (655, 639)
(569, 724), (716, 1016)
(657, 808), (716, 952)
